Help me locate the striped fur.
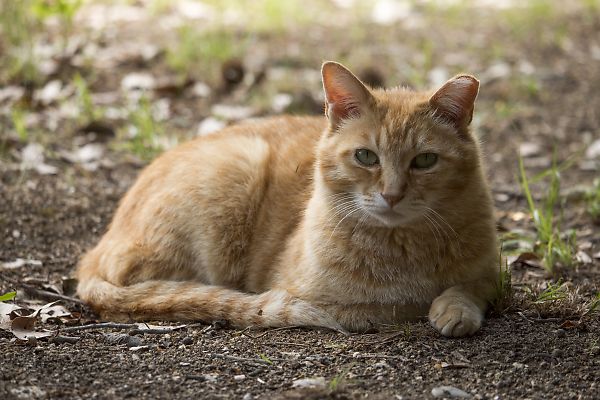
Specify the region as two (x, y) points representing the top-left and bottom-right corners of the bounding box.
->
(76, 62), (498, 336)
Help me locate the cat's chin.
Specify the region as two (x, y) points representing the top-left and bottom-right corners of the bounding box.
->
(365, 209), (417, 228)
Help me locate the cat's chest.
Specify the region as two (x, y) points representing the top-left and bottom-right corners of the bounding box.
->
(314, 233), (444, 304)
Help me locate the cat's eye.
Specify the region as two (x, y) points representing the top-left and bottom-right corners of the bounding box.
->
(411, 153), (438, 169)
(355, 149), (379, 166)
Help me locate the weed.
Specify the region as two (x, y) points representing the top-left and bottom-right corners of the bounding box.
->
(166, 27), (242, 81)
(585, 179), (600, 221)
(118, 96), (165, 161)
(492, 256), (513, 314)
(534, 280), (566, 304)
(73, 73), (103, 123)
(30, 0), (82, 49)
(258, 353), (273, 365)
(0, 1), (39, 83)
(405, 39), (434, 89)
(402, 321), (412, 339)
(11, 108), (29, 142)
(585, 292), (600, 315)
(0, 291), (17, 302)
(518, 154), (577, 272)
(329, 363), (354, 392)
(494, 101), (517, 119)
(0, 0), (82, 83)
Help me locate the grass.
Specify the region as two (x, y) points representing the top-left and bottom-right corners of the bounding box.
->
(117, 95), (166, 161)
(492, 256), (513, 314)
(0, 0), (81, 84)
(328, 363), (354, 392)
(166, 27), (243, 82)
(533, 280), (567, 304)
(585, 179), (600, 221)
(11, 108), (29, 142)
(73, 73), (103, 123)
(518, 154), (577, 272)
(0, 1), (39, 83)
(258, 353), (273, 365)
(586, 292), (600, 315)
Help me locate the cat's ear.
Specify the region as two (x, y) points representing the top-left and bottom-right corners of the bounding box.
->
(429, 75), (479, 128)
(322, 61), (373, 130)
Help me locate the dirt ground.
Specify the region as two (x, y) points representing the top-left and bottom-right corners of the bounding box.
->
(1, 1), (599, 399)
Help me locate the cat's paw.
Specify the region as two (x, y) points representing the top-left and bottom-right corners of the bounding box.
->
(428, 295), (483, 337)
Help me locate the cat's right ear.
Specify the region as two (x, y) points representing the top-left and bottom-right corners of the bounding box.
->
(322, 62), (373, 130)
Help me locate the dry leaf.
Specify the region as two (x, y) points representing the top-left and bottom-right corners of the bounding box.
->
(11, 316), (53, 340)
(0, 302), (24, 331)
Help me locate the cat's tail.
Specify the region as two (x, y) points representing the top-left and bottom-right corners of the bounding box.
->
(76, 277), (345, 332)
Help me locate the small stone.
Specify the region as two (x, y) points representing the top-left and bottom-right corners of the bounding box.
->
(182, 336), (194, 346)
(586, 139), (600, 159)
(126, 336), (143, 348)
(552, 349), (563, 358)
(555, 329), (566, 338)
(233, 374), (246, 381)
(242, 394), (252, 400)
(519, 142), (541, 158)
(431, 385), (472, 398)
(512, 362), (526, 369)
(292, 377), (326, 389)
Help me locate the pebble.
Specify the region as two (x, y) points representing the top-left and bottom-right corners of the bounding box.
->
(126, 336), (143, 348)
(555, 329), (566, 338)
(104, 333), (142, 348)
(233, 374), (246, 381)
(431, 385), (472, 398)
(182, 336), (194, 346)
(292, 377), (326, 389)
(551, 349), (563, 358)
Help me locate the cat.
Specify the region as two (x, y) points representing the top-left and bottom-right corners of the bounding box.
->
(76, 61), (499, 337)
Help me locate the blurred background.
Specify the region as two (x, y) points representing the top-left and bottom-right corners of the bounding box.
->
(0, 0), (599, 276)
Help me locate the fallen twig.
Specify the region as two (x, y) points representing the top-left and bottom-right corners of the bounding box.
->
(129, 327), (181, 335)
(240, 325), (303, 339)
(213, 353), (270, 367)
(270, 341), (310, 347)
(50, 335), (81, 345)
(0, 276), (85, 305)
(61, 322), (138, 332)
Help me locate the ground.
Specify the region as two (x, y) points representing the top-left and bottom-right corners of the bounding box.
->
(1, 1), (599, 399)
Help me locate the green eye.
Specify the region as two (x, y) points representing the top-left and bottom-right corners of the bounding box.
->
(411, 153), (438, 169)
(355, 149), (379, 166)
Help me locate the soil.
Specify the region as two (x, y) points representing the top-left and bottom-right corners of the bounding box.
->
(1, 2), (599, 399)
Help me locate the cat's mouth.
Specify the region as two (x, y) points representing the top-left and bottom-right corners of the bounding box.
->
(365, 207), (417, 228)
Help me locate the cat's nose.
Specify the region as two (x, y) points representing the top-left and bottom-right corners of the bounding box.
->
(380, 192), (404, 208)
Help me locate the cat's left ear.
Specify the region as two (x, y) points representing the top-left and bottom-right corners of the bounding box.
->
(322, 61), (373, 130)
(429, 75), (479, 129)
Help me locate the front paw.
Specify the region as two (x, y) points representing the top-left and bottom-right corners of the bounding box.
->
(428, 295), (483, 337)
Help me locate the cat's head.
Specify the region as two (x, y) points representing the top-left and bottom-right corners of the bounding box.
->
(317, 61), (483, 228)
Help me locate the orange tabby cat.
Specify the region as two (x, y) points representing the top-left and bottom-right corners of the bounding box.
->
(77, 62), (498, 337)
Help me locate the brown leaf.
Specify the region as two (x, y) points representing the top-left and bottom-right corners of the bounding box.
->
(513, 252), (543, 269)
(0, 302), (23, 331)
(11, 316), (53, 340)
(559, 320), (580, 330)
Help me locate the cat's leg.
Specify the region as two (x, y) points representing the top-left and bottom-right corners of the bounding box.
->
(428, 279), (496, 337)
(317, 302), (427, 332)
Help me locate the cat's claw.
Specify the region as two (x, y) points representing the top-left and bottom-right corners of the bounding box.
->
(428, 295), (483, 337)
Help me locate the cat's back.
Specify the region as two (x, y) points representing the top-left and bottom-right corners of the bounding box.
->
(104, 115), (326, 289)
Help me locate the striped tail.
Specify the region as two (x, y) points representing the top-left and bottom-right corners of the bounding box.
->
(76, 278), (344, 332)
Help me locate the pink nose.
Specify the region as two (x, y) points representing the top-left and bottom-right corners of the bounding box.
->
(381, 193), (404, 208)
